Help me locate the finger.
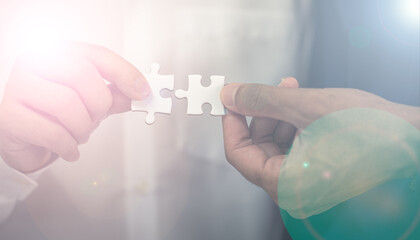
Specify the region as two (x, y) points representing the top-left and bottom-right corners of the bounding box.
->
(10, 70), (94, 143)
(249, 78), (298, 149)
(19, 42), (150, 116)
(107, 83), (132, 115)
(250, 117), (279, 144)
(249, 118), (283, 158)
(70, 42), (151, 101)
(271, 77), (299, 145)
(250, 77), (299, 140)
(1, 144), (57, 174)
(0, 102), (79, 163)
(274, 123), (297, 152)
(16, 54), (114, 122)
(220, 83), (325, 129)
(222, 111), (268, 186)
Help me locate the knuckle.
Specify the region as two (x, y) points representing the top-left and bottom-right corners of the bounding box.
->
(76, 124), (93, 143)
(250, 85), (265, 111)
(57, 88), (80, 110)
(72, 58), (96, 78)
(93, 88), (113, 120)
(44, 127), (68, 150)
(94, 45), (110, 56)
(252, 171), (265, 187)
(78, 61), (92, 76)
(52, 89), (92, 141)
(78, 134), (91, 145)
(70, 116), (93, 143)
(47, 128), (78, 157)
(236, 84), (269, 113)
(224, 147), (242, 168)
(224, 150), (234, 164)
(91, 45), (115, 63)
(223, 144), (233, 162)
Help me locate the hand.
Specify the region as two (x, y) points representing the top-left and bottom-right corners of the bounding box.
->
(0, 42), (151, 173)
(220, 79), (419, 205)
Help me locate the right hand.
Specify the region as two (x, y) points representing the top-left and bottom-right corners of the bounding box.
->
(220, 78), (419, 208)
(0, 42), (151, 173)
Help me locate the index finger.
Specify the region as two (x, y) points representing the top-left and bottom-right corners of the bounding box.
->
(222, 111), (269, 186)
(69, 42), (151, 101)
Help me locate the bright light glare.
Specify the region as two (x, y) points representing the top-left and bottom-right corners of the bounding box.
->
(21, 23), (63, 56)
(402, 0), (420, 23)
(9, 6), (81, 59)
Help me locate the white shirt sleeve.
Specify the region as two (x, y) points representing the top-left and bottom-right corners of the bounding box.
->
(0, 157), (39, 223)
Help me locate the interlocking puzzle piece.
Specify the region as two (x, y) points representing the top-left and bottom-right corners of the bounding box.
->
(131, 63), (174, 124)
(175, 75), (225, 115)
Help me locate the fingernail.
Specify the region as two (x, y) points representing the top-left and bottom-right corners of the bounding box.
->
(135, 77), (151, 99)
(279, 78), (287, 86)
(221, 83), (241, 108)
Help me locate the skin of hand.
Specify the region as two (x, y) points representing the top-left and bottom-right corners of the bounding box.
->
(0, 42), (151, 173)
(220, 79), (420, 204)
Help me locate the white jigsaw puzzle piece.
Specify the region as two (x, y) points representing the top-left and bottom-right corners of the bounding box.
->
(175, 75), (225, 115)
(131, 63), (174, 124)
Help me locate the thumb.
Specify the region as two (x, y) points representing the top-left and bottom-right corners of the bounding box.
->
(220, 83), (280, 116)
(220, 81), (305, 127)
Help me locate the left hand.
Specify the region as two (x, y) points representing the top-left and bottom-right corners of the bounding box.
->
(0, 42), (150, 173)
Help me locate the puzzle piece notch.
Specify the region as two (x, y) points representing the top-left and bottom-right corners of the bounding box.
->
(131, 63), (174, 124)
(175, 75), (225, 116)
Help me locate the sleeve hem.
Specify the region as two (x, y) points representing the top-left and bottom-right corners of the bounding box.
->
(0, 157), (39, 201)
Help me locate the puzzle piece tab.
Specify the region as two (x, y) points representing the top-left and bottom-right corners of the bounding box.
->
(131, 63), (174, 124)
(175, 75), (225, 115)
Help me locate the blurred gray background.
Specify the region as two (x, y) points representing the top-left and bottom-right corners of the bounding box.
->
(0, 0), (418, 240)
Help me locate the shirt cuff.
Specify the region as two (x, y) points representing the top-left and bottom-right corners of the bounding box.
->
(0, 157), (39, 201)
